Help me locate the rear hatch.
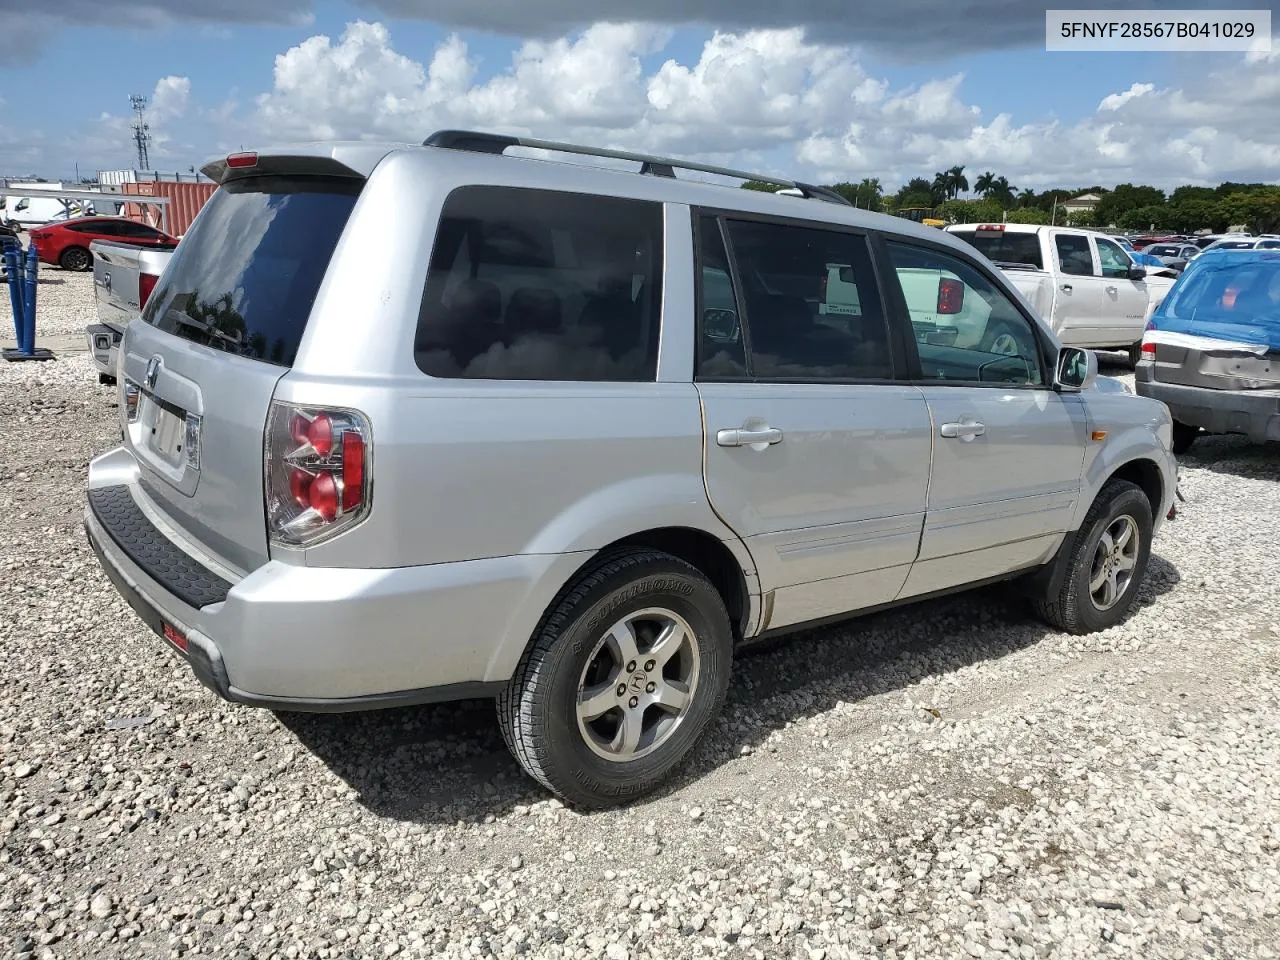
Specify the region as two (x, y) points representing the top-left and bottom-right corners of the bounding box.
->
(1145, 254), (1280, 390)
(120, 170), (363, 573)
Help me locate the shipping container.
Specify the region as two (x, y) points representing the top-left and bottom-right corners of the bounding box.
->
(121, 180), (217, 237)
(96, 169), (138, 187)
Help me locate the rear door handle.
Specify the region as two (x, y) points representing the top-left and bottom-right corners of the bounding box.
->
(716, 426), (783, 448)
(1060, 283), (1072, 292)
(940, 421), (986, 441)
(1105, 285), (1118, 294)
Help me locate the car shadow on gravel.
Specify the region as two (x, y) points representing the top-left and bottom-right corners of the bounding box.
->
(280, 555), (1181, 822)
(1176, 434), (1279, 481)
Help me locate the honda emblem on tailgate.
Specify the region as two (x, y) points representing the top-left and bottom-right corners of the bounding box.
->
(145, 355), (161, 390)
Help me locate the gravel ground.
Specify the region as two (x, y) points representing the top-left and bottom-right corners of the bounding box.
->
(1, 276), (1278, 960)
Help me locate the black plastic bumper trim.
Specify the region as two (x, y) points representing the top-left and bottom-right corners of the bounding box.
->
(86, 519), (503, 713)
(87, 485), (232, 609)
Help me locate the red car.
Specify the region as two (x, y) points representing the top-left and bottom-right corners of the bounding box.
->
(28, 216), (177, 272)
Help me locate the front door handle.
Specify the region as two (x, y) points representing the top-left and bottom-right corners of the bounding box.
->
(1060, 283), (1072, 292)
(940, 421), (986, 441)
(1105, 285), (1118, 294)
(717, 426), (783, 448)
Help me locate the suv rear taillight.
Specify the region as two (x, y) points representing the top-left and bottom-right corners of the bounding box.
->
(138, 271), (159, 309)
(265, 402), (371, 546)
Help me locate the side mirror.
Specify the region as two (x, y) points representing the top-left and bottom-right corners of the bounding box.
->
(703, 307), (740, 343)
(1055, 346), (1097, 392)
(1127, 266), (1147, 281)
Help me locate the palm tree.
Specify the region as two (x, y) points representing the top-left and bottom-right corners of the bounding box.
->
(974, 171), (996, 196)
(946, 165), (969, 200)
(1017, 188), (1037, 208)
(857, 177), (882, 209)
(932, 172), (950, 204)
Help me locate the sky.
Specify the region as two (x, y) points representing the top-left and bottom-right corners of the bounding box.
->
(0, 0), (1277, 192)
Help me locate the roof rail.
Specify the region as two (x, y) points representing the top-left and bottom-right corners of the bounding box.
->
(422, 129), (852, 207)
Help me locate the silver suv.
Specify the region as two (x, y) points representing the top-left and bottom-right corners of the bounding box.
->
(85, 131), (1179, 808)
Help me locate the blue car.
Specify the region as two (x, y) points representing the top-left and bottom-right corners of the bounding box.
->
(1135, 249), (1280, 453)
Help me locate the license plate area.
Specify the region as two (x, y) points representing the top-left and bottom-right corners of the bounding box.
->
(141, 391), (189, 467)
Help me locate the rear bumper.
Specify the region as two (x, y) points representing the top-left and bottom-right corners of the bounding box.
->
(1135, 367), (1280, 442)
(85, 449), (585, 710)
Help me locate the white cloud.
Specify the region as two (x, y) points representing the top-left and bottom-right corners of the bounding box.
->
(6, 19), (1280, 191)
(1099, 81), (1153, 112)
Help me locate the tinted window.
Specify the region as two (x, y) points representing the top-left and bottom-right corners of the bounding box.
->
(1096, 238), (1133, 278)
(113, 220), (164, 239)
(719, 219), (892, 380)
(84, 220), (125, 236)
(1055, 234), (1094, 276)
(695, 216), (746, 378)
(142, 176), (360, 367)
(886, 241), (1043, 386)
(1148, 245), (1178, 257)
(1258, 240), (1280, 250)
(948, 229), (1044, 269)
(416, 187), (662, 382)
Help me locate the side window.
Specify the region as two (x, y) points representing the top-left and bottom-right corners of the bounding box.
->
(1259, 240), (1280, 250)
(695, 216), (747, 378)
(1096, 238), (1133, 278)
(885, 241), (1044, 387)
(90, 221), (125, 237)
(1055, 234), (1094, 277)
(114, 220), (161, 239)
(721, 219), (893, 380)
(415, 187), (663, 381)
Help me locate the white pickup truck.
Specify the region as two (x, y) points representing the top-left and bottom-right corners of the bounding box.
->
(86, 239), (176, 384)
(946, 223), (1176, 365)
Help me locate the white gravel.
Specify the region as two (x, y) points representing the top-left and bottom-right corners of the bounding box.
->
(2, 266), (99, 341)
(1, 282), (1278, 960)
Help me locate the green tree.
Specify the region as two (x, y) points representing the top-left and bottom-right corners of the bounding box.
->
(1165, 198), (1227, 234)
(1016, 188), (1038, 208)
(1118, 205), (1170, 232)
(896, 177), (939, 209)
(1004, 206), (1050, 225)
(1094, 184), (1166, 227)
(740, 179), (782, 193)
(936, 198), (1003, 223)
(1220, 189), (1280, 233)
(1066, 209), (1099, 229)
(946, 165), (970, 199)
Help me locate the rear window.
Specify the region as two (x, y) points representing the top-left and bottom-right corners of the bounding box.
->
(415, 186), (663, 381)
(948, 229), (1044, 269)
(1156, 256), (1280, 350)
(141, 176), (361, 367)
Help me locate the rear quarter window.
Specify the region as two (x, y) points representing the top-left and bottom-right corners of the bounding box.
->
(414, 186), (663, 382)
(141, 175), (361, 367)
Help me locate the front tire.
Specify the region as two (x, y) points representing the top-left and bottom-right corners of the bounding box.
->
(1032, 479), (1153, 635)
(497, 549), (733, 809)
(59, 246), (91, 271)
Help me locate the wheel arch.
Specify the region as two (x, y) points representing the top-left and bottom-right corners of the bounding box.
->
(483, 524), (760, 684)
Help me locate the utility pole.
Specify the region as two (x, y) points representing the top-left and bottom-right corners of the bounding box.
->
(130, 95), (152, 171)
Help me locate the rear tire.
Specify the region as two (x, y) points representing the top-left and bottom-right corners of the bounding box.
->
(497, 549), (733, 809)
(1032, 479), (1153, 635)
(59, 246), (91, 271)
(1171, 421), (1199, 455)
(1127, 341), (1143, 368)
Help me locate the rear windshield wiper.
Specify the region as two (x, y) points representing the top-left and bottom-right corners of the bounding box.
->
(167, 311), (245, 349)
